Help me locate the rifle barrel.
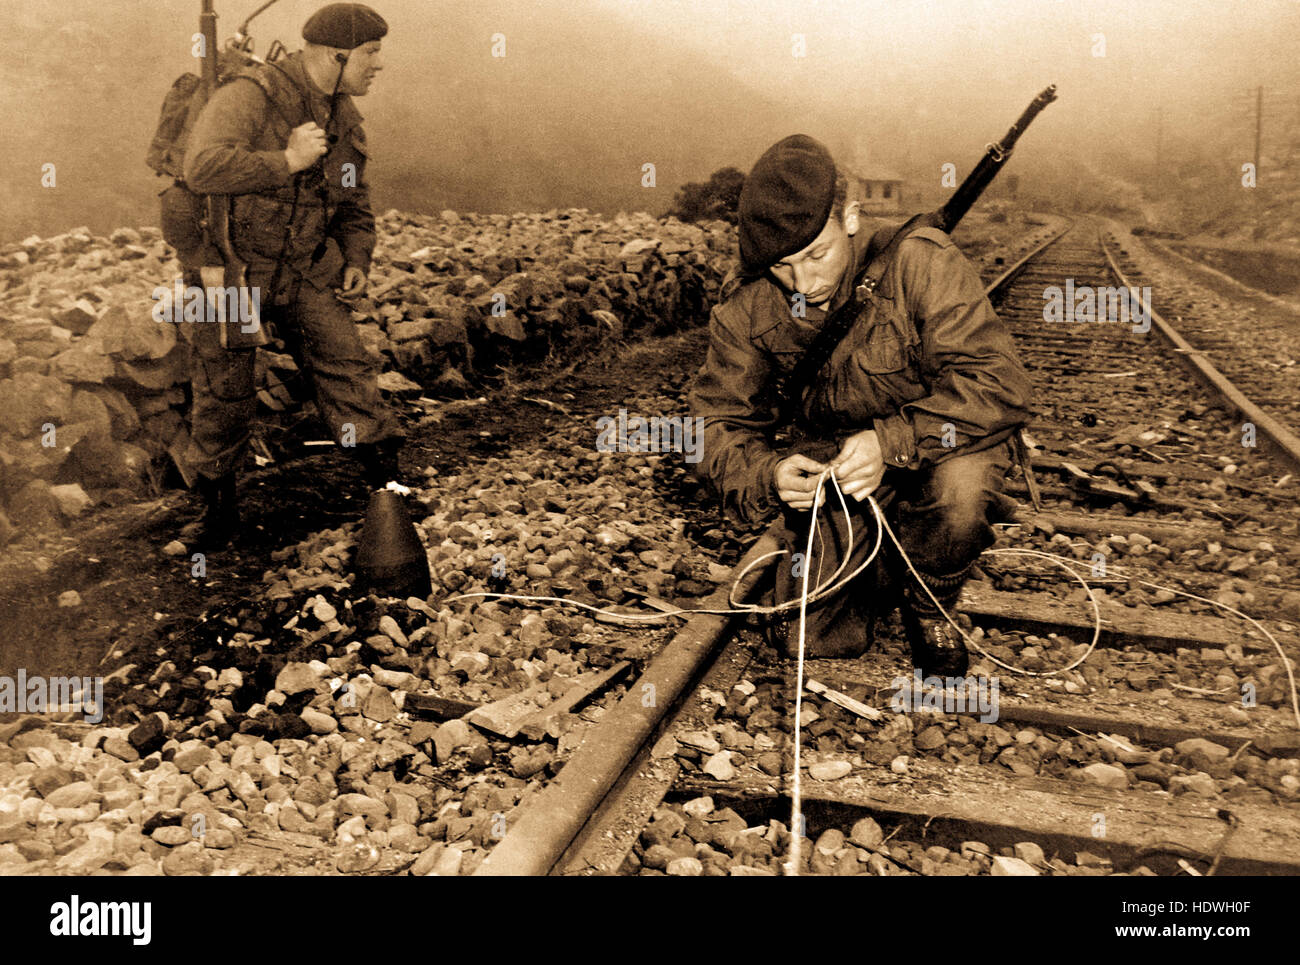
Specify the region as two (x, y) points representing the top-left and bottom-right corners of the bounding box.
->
(937, 84), (1057, 233)
(1004, 84), (1059, 148)
(199, 1), (220, 98)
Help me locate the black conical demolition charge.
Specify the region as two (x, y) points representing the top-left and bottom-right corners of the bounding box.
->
(355, 489), (432, 599)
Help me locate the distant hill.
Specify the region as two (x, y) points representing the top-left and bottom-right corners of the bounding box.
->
(0, 0), (828, 241)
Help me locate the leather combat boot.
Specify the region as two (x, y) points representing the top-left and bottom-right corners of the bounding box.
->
(184, 473), (239, 552)
(901, 567), (970, 679)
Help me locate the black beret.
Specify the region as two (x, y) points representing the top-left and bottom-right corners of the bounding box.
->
(302, 3), (388, 49)
(738, 134), (837, 275)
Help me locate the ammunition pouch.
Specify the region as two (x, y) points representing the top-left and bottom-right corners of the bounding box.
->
(160, 181), (221, 268)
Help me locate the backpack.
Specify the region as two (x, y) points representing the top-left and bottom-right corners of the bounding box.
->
(146, 51), (272, 261)
(146, 72), (205, 181)
(148, 47), (267, 180)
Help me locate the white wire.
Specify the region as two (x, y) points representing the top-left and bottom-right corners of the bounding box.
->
(440, 465), (1300, 880)
(444, 475), (1300, 736)
(880, 512), (1299, 729)
(786, 468), (829, 877)
(1107, 562), (1300, 730)
(447, 468), (874, 619)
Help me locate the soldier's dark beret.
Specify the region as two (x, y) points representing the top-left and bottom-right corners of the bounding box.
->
(302, 3), (388, 49)
(738, 134), (837, 275)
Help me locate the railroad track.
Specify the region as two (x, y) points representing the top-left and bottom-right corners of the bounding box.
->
(476, 219), (1300, 877)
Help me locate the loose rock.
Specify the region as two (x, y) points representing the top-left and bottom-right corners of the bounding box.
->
(991, 855), (1040, 876)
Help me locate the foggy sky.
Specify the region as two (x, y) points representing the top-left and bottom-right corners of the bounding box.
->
(3, 0), (1297, 240)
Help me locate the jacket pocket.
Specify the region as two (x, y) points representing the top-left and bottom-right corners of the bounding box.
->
(348, 129), (370, 159)
(331, 130), (368, 193)
(232, 195), (287, 260)
(853, 325), (908, 373)
(233, 193), (324, 263)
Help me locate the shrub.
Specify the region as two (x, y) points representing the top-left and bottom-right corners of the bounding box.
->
(668, 167), (745, 224)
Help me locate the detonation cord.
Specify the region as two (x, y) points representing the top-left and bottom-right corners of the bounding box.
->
(786, 468), (822, 877)
(445, 468), (1299, 724)
(443, 468), (1300, 873)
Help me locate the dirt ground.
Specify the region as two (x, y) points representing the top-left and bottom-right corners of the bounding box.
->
(0, 331), (732, 724)
(1163, 237), (1300, 299)
(0, 206), (1051, 709)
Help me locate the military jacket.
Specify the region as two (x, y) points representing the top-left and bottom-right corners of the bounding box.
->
(689, 224), (1033, 524)
(183, 51), (375, 292)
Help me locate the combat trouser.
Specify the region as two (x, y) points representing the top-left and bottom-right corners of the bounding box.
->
(178, 272), (402, 482)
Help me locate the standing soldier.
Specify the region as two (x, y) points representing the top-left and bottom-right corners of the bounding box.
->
(689, 135), (1033, 677)
(180, 2), (402, 549)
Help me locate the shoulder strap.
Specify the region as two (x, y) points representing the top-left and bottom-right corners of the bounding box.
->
(256, 58), (357, 146)
(226, 68), (300, 132)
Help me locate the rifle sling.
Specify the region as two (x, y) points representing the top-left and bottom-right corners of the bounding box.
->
(777, 212), (931, 422)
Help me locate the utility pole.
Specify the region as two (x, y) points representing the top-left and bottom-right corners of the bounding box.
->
(1249, 86), (1264, 239)
(1253, 85), (1263, 180)
(1154, 106), (1163, 185)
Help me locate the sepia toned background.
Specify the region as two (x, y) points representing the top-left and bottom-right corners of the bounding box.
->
(3, 0), (1299, 240)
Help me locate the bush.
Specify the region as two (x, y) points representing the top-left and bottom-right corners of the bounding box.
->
(668, 166), (745, 224)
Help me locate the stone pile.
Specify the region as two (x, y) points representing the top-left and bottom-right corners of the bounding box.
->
(0, 210), (734, 544)
(626, 802), (1155, 876)
(0, 384), (730, 874)
(365, 208), (730, 382)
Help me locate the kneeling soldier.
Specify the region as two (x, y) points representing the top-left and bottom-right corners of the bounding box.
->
(180, 2), (403, 548)
(689, 135), (1033, 676)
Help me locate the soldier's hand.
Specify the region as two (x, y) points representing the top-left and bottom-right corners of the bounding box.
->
(831, 429), (884, 501)
(338, 265), (368, 297)
(285, 122), (329, 173)
(774, 454), (829, 511)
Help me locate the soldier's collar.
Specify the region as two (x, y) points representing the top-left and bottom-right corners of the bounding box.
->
(268, 52), (365, 132)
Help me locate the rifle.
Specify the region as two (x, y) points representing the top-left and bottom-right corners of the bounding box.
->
(773, 85), (1058, 423)
(197, 0), (274, 350)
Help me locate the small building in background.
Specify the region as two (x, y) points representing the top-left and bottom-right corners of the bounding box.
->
(856, 168), (906, 215)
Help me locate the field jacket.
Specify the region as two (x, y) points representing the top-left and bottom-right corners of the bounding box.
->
(689, 224), (1033, 524)
(183, 52), (375, 293)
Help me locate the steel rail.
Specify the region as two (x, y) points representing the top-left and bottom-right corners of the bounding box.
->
(474, 531), (782, 875)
